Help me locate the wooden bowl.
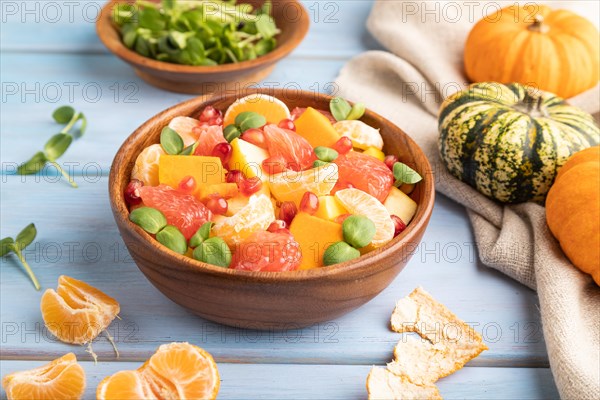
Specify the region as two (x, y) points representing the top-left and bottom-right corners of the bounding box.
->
(96, 0), (309, 94)
(109, 89), (435, 330)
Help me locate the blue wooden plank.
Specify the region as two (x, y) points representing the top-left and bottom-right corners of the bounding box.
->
(0, 1), (382, 58)
(0, 52), (345, 173)
(0, 361), (560, 400)
(0, 176), (549, 366)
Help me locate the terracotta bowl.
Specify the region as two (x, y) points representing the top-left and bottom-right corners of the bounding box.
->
(109, 89), (435, 330)
(96, 0), (309, 94)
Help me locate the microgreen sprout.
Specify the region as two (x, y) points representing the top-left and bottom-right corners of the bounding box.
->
(1, 224), (41, 290)
(17, 106), (87, 188)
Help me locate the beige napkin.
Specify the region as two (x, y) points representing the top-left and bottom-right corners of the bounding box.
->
(334, 1), (600, 398)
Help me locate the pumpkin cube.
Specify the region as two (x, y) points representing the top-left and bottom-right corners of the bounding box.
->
(314, 196), (347, 221)
(290, 212), (343, 270)
(294, 107), (341, 148)
(199, 183), (239, 200)
(159, 155), (225, 197)
(229, 138), (269, 179)
(384, 186), (417, 225)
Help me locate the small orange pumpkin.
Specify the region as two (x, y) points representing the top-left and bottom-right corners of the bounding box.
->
(546, 146), (600, 285)
(464, 4), (599, 99)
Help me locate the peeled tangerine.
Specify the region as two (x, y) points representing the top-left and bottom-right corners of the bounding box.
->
(2, 353), (86, 400)
(96, 342), (220, 400)
(40, 276), (120, 345)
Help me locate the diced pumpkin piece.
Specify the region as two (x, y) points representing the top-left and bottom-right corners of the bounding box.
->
(199, 183), (239, 200)
(290, 212), (343, 270)
(314, 196), (347, 221)
(294, 107), (341, 148)
(384, 186), (417, 225)
(362, 147), (385, 161)
(159, 155), (225, 197)
(229, 138), (269, 179)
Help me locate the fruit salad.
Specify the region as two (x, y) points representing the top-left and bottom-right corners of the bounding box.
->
(125, 94), (422, 272)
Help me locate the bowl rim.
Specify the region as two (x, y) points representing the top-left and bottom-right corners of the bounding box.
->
(109, 89), (436, 283)
(96, 0), (310, 74)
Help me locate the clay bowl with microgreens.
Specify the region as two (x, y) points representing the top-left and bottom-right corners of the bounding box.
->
(96, 0), (309, 94)
(109, 89), (435, 329)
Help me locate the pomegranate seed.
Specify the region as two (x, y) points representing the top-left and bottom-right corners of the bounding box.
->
(279, 201), (297, 225)
(241, 128), (267, 149)
(278, 118), (296, 131)
(334, 213), (352, 224)
(384, 155), (399, 171)
(332, 136), (353, 155)
(198, 106), (223, 125)
(299, 191), (319, 215)
(226, 169), (244, 185)
(391, 215), (406, 237)
(177, 176), (196, 194)
(124, 179), (143, 206)
(211, 142), (233, 166)
(239, 176), (263, 196)
(206, 195), (228, 215)
(268, 220), (289, 233)
(262, 155), (287, 175)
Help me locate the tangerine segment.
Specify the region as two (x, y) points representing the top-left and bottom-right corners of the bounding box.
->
(96, 370), (156, 400)
(97, 343), (219, 400)
(41, 276), (120, 345)
(334, 188), (395, 248)
(212, 194), (275, 248)
(131, 144), (165, 186)
(268, 163), (339, 205)
(223, 93), (291, 127)
(2, 353), (86, 400)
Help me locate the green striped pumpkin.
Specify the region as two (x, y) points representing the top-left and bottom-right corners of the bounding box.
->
(438, 82), (599, 203)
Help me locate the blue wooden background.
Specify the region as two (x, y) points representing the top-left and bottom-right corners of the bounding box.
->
(0, 1), (559, 398)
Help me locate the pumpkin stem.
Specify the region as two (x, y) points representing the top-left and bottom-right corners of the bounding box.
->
(519, 87), (548, 117)
(528, 14), (550, 34)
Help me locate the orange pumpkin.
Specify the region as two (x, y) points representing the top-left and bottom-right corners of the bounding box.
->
(546, 146), (600, 285)
(464, 5), (599, 99)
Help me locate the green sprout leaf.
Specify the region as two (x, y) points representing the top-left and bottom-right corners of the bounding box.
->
(323, 241), (361, 266)
(313, 160), (329, 169)
(44, 133), (73, 161)
(156, 225), (188, 254)
(17, 152), (48, 175)
(160, 126), (184, 155)
(314, 146), (339, 162)
(346, 103), (366, 121)
(330, 97), (352, 122)
(52, 106), (76, 124)
(179, 142), (197, 156)
(189, 222), (213, 248)
(1, 224), (41, 290)
(223, 125), (242, 142)
(129, 207), (168, 234)
(235, 111), (266, 132)
(342, 215), (376, 249)
(393, 162), (423, 186)
(0, 237), (14, 258)
(15, 223), (37, 250)
(193, 237), (232, 268)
